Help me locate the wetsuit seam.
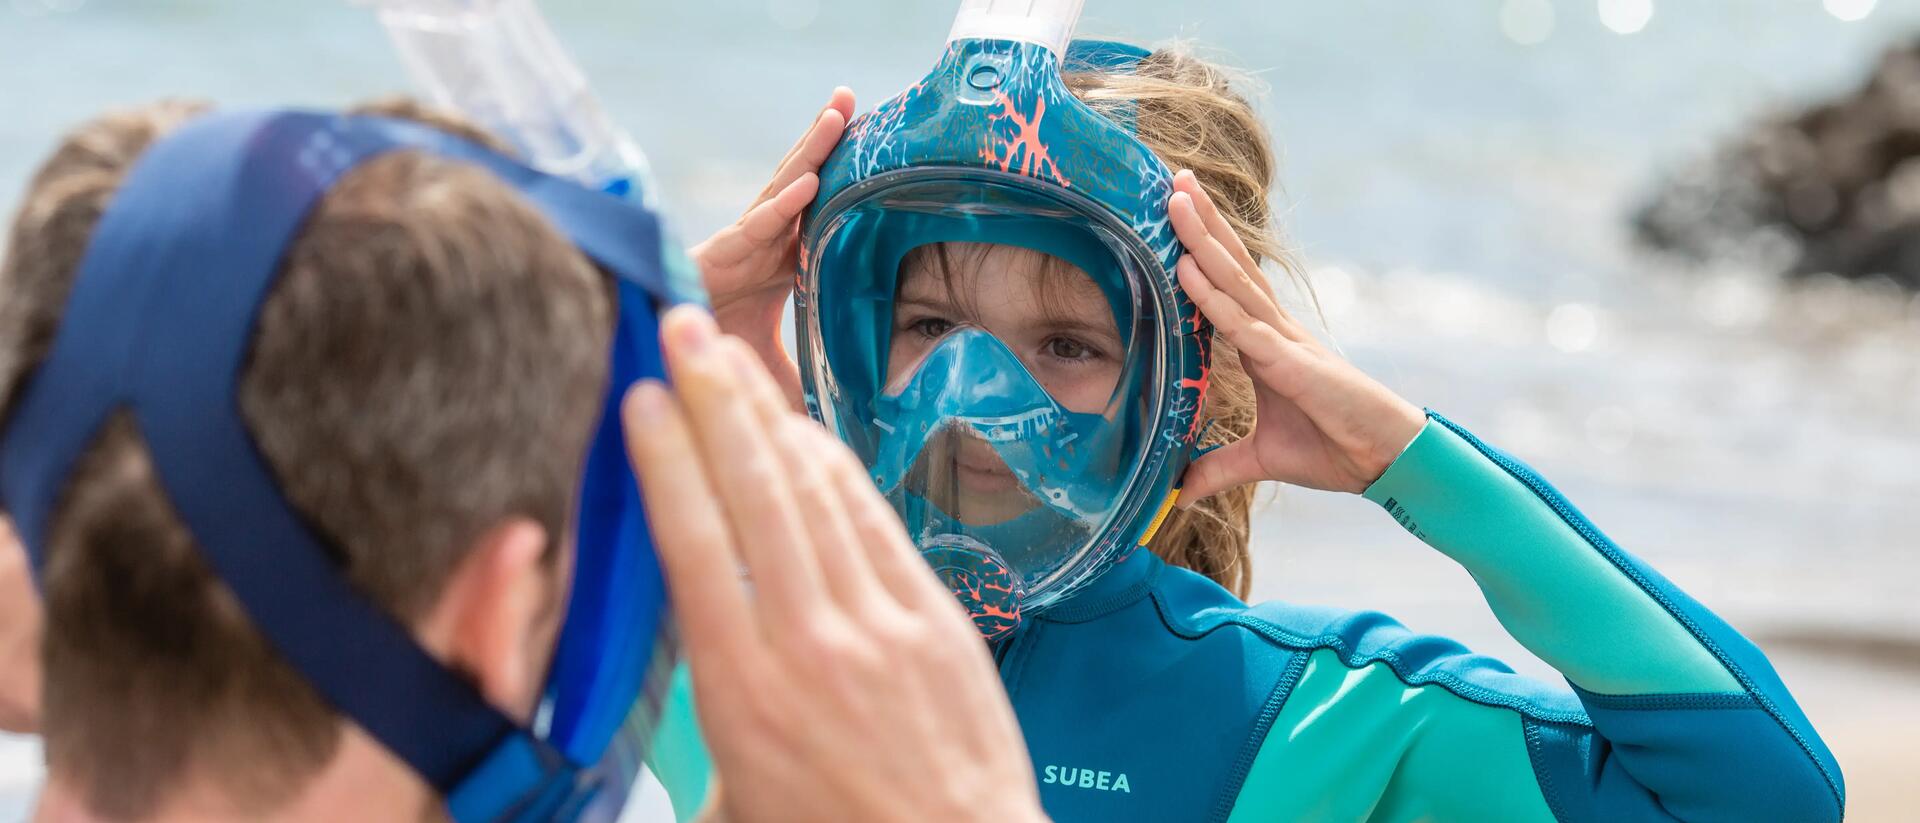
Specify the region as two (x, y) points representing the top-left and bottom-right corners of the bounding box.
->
(1208, 650), (1308, 823)
(1149, 589), (1592, 725)
(1238, 614), (1592, 726)
(1521, 717), (1572, 823)
(1568, 686), (1758, 712)
(1430, 412), (1846, 816)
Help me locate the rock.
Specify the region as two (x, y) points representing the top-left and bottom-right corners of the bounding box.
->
(1634, 37), (1920, 288)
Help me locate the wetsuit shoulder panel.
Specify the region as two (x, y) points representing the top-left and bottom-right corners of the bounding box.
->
(644, 663), (711, 822)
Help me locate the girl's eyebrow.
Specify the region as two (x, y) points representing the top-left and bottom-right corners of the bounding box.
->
(1037, 315), (1124, 345)
(893, 295), (956, 312)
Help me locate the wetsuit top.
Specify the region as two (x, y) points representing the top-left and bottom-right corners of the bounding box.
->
(647, 412), (1845, 822)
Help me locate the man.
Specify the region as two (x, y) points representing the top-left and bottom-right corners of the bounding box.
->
(0, 99), (1042, 822)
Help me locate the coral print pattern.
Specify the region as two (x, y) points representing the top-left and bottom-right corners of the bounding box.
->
(802, 36), (1211, 607)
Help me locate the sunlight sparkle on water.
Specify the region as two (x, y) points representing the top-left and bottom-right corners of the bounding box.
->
(1597, 0), (1654, 35)
(1546, 302), (1600, 353)
(1824, 0), (1877, 22)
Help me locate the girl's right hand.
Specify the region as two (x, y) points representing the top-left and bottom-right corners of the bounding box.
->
(691, 88), (856, 408)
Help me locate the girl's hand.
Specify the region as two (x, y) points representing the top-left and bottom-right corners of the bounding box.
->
(690, 88), (856, 408)
(622, 307), (1046, 823)
(1167, 170), (1426, 502)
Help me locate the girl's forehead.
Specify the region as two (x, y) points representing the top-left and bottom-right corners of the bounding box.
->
(900, 242), (1099, 293)
(897, 242), (1119, 334)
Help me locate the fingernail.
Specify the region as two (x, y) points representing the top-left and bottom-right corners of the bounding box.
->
(626, 381), (668, 422)
(666, 305), (717, 353)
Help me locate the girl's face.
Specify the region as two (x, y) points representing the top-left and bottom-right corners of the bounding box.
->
(887, 242), (1123, 411)
(885, 242), (1124, 525)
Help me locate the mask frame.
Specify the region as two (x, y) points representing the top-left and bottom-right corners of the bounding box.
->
(796, 33), (1213, 637)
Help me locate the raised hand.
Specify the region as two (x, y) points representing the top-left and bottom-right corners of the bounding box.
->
(623, 307), (1047, 823)
(1166, 170), (1426, 502)
(690, 88), (855, 408)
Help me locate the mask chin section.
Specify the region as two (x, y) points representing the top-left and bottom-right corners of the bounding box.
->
(919, 534), (1023, 642)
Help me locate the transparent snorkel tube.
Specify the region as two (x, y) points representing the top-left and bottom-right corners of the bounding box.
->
(946, 0), (1086, 54)
(356, 0), (706, 302)
(358, 0), (653, 198)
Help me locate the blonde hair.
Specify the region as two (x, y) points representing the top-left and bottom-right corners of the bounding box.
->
(1066, 44), (1301, 600)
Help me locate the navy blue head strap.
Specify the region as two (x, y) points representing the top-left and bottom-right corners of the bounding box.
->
(0, 109), (669, 795)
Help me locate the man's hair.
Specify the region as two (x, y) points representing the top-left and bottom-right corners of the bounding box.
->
(0, 99), (615, 818)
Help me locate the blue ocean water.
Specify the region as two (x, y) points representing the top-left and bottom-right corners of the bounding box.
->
(4, 1), (1918, 819)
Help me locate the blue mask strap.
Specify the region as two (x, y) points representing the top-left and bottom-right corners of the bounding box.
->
(1064, 39), (1152, 74)
(0, 110), (671, 805)
(1063, 39), (1154, 133)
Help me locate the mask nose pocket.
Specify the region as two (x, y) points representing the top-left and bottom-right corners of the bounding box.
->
(871, 328), (1067, 492)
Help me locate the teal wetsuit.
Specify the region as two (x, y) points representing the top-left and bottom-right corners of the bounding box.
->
(648, 413), (1844, 822)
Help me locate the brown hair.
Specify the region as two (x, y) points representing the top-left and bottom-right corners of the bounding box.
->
(0, 99), (613, 817)
(1067, 43), (1303, 600)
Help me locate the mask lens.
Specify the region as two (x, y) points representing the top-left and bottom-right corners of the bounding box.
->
(803, 170), (1170, 620)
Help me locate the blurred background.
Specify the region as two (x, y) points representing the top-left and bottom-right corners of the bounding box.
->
(2, 0), (1916, 819)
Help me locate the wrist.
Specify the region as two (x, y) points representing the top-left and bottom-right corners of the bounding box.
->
(1354, 401), (1428, 492)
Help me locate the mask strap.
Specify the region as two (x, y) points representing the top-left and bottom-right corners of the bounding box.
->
(1063, 39), (1154, 133)
(0, 109), (674, 808)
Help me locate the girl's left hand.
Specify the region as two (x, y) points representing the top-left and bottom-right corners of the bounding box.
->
(1167, 170), (1426, 502)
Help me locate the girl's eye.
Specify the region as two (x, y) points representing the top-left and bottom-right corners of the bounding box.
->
(908, 317), (955, 339)
(1045, 336), (1098, 361)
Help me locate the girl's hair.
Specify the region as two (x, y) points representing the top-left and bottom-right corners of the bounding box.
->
(1065, 43), (1300, 600)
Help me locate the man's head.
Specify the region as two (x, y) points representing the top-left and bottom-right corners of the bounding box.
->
(0, 99), (615, 818)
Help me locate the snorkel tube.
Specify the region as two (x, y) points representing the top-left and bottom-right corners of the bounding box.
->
(358, 0), (704, 302)
(797, 0), (1211, 639)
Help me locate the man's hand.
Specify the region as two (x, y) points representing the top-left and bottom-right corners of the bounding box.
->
(623, 307), (1047, 823)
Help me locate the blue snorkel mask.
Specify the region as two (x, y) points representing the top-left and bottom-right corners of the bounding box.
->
(0, 110), (687, 822)
(797, 0), (1212, 642)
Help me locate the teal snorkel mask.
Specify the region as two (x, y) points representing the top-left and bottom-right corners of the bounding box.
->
(798, 0), (1212, 641)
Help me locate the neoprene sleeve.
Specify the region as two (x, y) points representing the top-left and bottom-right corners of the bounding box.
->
(1223, 414), (1843, 822)
(646, 414), (1844, 822)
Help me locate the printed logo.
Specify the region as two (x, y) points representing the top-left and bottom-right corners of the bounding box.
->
(1383, 496), (1427, 540)
(1042, 765), (1131, 793)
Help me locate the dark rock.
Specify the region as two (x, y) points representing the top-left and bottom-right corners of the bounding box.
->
(1634, 37), (1920, 288)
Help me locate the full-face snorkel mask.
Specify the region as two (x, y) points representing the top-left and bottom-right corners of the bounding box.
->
(0, 110), (686, 822)
(798, 0), (1212, 642)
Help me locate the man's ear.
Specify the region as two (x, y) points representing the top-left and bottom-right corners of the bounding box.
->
(416, 518), (567, 721)
(0, 517), (42, 734)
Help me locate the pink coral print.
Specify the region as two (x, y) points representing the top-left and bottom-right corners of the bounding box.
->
(979, 90), (1071, 188)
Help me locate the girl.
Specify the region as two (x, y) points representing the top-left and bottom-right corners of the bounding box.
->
(665, 43), (1842, 822)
